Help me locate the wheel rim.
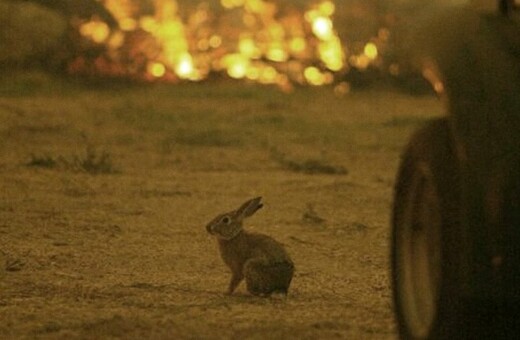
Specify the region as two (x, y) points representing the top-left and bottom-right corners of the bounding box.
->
(396, 164), (442, 339)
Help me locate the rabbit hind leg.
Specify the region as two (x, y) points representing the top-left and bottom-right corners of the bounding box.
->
(244, 259), (293, 296)
(244, 258), (271, 296)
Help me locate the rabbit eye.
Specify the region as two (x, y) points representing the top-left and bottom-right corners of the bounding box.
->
(222, 216), (230, 224)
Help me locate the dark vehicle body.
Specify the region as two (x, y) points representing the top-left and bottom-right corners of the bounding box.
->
(391, 1), (520, 339)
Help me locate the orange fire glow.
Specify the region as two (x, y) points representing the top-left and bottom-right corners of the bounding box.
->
(71, 0), (386, 88)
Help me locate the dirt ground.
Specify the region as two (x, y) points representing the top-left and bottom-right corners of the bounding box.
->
(0, 72), (442, 339)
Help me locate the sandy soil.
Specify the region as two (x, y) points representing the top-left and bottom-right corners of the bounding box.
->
(0, 73), (442, 339)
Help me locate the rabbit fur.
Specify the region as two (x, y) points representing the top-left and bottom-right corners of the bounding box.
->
(206, 197), (294, 296)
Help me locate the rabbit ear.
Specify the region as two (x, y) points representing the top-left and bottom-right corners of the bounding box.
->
(235, 197), (263, 221)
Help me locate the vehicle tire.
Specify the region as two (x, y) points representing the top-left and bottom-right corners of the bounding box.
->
(391, 118), (465, 339)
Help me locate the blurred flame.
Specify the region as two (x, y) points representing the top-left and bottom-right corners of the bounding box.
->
(176, 53), (197, 80)
(239, 36), (260, 58)
(311, 17), (333, 40)
(364, 42), (378, 60)
(318, 0), (335, 16)
(223, 54), (249, 79)
(306, 1), (345, 75)
(422, 65), (444, 94)
(148, 62), (166, 78)
(221, 0), (245, 9)
(73, 0), (388, 88)
(80, 20), (110, 44)
(289, 37), (306, 54)
(209, 35), (222, 48)
(304, 66), (332, 86)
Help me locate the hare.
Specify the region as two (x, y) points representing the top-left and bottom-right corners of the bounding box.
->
(206, 197), (294, 296)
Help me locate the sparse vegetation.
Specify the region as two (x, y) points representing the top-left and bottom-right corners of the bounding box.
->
(73, 146), (117, 175)
(5, 257), (25, 272)
(302, 203), (326, 225)
(26, 146), (118, 174)
(27, 154), (58, 168)
(1, 250), (27, 272)
(270, 148), (348, 175)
